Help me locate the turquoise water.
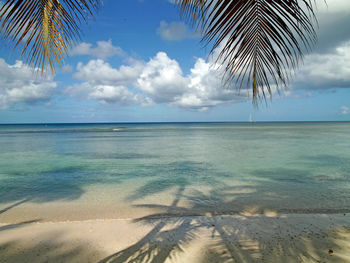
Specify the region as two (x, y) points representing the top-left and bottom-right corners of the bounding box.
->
(1, 122), (350, 219)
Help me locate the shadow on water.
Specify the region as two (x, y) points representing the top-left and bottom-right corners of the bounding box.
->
(0, 158), (158, 209)
(302, 154), (350, 180)
(0, 166), (87, 205)
(128, 160), (350, 216)
(126, 161), (227, 202)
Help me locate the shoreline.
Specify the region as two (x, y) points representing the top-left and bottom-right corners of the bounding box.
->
(0, 212), (349, 225)
(0, 211), (349, 223)
(1, 200), (350, 224)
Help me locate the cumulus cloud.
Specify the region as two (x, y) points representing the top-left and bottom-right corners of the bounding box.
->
(293, 40), (350, 90)
(0, 59), (57, 109)
(157, 21), (199, 41)
(68, 50), (248, 110)
(67, 59), (151, 106)
(173, 58), (248, 109)
(88, 85), (148, 105)
(74, 59), (144, 85)
(136, 52), (188, 103)
(70, 40), (125, 59)
(314, 0), (350, 53)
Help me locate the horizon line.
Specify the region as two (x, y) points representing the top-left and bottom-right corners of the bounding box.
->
(1, 120), (350, 125)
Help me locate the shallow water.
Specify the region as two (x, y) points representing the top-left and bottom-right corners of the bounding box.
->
(1, 122), (350, 221)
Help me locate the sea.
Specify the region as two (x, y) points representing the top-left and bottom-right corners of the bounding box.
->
(0, 122), (350, 222)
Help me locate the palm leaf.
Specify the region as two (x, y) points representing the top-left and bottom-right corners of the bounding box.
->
(175, 0), (318, 103)
(0, 0), (101, 73)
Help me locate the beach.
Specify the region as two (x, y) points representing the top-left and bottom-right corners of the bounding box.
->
(1, 214), (350, 262)
(1, 122), (350, 262)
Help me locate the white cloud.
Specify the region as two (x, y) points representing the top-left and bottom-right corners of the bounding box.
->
(74, 59), (143, 85)
(67, 59), (150, 106)
(134, 49), (248, 109)
(293, 40), (350, 90)
(314, 0), (350, 53)
(341, 106), (349, 115)
(136, 52), (188, 103)
(157, 21), (199, 41)
(88, 85), (151, 105)
(70, 40), (125, 59)
(0, 60), (57, 109)
(66, 81), (152, 106)
(174, 58), (248, 109)
(69, 51), (247, 110)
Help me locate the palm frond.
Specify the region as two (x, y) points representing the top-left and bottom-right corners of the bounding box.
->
(0, 0), (101, 73)
(175, 0), (318, 103)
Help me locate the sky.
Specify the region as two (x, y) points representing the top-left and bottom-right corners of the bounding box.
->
(0, 0), (350, 123)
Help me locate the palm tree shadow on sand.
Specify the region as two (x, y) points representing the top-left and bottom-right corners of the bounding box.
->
(0, 230), (104, 262)
(98, 163), (350, 263)
(100, 186), (200, 263)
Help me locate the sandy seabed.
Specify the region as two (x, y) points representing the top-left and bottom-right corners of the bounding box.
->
(0, 213), (350, 263)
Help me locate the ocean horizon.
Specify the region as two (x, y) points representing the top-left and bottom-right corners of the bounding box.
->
(1, 120), (350, 125)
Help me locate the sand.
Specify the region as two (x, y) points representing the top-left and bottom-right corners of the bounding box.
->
(1, 213), (350, 263)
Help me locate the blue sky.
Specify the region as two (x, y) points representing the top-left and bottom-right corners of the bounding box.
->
(0, 0), (350, 123)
